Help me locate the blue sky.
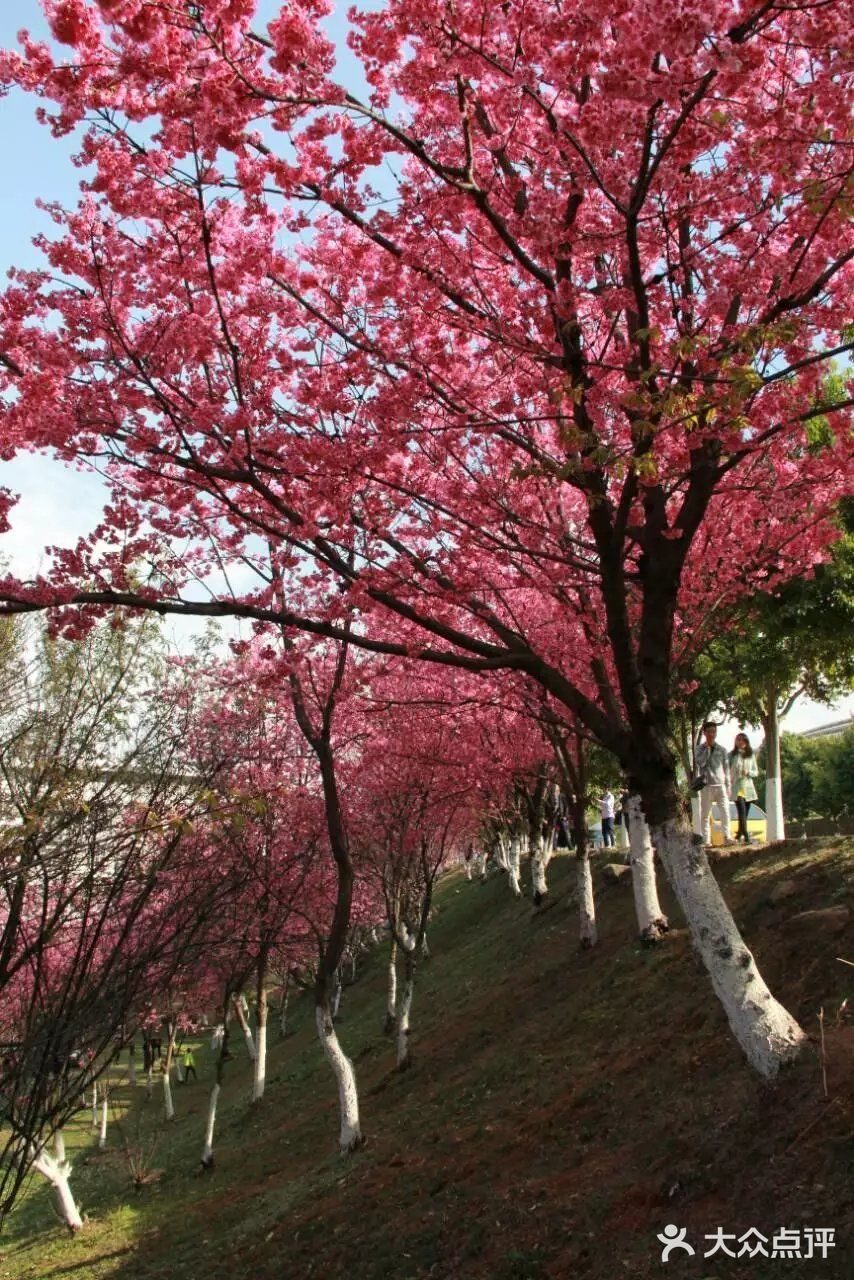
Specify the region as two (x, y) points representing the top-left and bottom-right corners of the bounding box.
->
(0, 3), (850, 732)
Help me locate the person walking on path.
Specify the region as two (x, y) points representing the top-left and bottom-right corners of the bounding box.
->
(599, 789), (616, 848)
(696, 722), (732, 846)
(729, 732), (759, 843)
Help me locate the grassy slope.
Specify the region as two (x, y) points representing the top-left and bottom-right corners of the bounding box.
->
(2, 839), (853, 1280)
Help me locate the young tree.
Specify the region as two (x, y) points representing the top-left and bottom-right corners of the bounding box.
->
(354, 672), (475, 1068)
(0, 621), (226, 1229)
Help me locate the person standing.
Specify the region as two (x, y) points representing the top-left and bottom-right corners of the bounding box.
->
(181, 1045), (197, 1082)
(599, 789), (616, 848)
(729, 732), (759, 843)
(696, 722), (732, 846)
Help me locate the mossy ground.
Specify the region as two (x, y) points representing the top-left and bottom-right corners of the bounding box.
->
(2, 838), (852, 1280)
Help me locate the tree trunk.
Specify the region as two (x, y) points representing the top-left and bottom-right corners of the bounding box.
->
(201, 1082), (220, 1170)
(98, 1089), (108, 1150)
(397, 948), (416, 1071)
(253, 952), (269, 1103)
(531, 830), (550, 906)
(315, 999), (362, 1153)
(627, 796), (669, 944)
(163, 1073), (174, 1122)
(162, 1023), (177, 1121)
(331, 969), (343, 1021)
(127, 1044), (136, 1087)
(202, 1013), (230, 1171)
(763, 697), (786, 842)
(90, 1084), (98, 1132)
(576, 849), (597, 948)
(232, 994), (257, 1060)
(384, 937), (398, 1034)
(652, 806), (806, 1077)
(508, 836), (522, 896)
(32, 1145), (83, 1232)
(279, 975), (290, 1037)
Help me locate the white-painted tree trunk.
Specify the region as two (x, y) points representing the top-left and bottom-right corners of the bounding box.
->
(315, 1002), (362, 1153)
(395, 934), (417, 1069)
(253, 966), (269, 1102)
(495, 835), (510, 872)
(98, 1091), (108, 1150)
(531, 832), (552, 905)
(576, 854), (598, 948)
(331, 972), (343, 1021)
(764, 701), (786, 841)
(32, 1145), (83, 1231)
(210, 1024), (225, 1052)
(397, 968), (414, 1070)
(252, 1022), (267, 1103)
(420, 932), (429, 959)
(145, 1067), (154, 1100)
(90, 1084), (98, 1131)
(232, 995), (257, 1060)
(385, 938), (398, 1033)
(464, 859), (472, 880)
(163, 1073), (175, 1122)
(766, 778), (785, 842)
(508, 836), (522, 897)
(653, 818), (806, 1077)
(478, 848), (489, 881)
(201, 1082), (220, 1169)
(54, 1130), (66, 1164)
(627, 796), (669, 943)
(615, 819), (630, 851)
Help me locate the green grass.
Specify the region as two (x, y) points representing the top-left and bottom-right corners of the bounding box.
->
(2, 838), (853, 1280)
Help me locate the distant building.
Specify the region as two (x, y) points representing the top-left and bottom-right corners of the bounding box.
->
(800, 716), (853, 741)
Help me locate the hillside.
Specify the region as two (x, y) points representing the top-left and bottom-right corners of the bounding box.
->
(2, 839), (852, 1280)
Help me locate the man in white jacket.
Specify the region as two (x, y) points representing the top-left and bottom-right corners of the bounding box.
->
(696, 722), (732, 846)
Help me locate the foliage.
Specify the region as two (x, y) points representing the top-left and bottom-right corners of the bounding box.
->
(689, 501), (854, 728)
(766, 727), (854, 821)
(0, 0), (850, 824)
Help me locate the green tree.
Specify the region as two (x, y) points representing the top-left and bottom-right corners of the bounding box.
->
(686, 499), (854, 837)
(808, 728), (854, 821)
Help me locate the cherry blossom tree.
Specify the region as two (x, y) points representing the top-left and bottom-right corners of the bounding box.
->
(0, 620), (226, 1230)
(353, 666), (478, 1067)
(1, 0), (851, 1076)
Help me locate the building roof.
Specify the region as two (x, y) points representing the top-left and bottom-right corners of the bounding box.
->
(800, 716), (853, 740)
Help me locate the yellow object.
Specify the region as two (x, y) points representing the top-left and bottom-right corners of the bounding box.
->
(710, 802), (766, 846)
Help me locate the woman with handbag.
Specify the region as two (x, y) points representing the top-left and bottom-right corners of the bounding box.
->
(730, 732), (759, 843)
